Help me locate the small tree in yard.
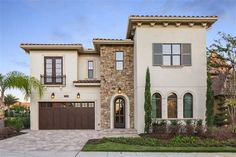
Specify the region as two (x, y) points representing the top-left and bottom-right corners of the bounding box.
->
(0, 71), (44, 104)
(144, 67), (152, 133)
(206, 73), (215, 127)
(224, 96), (236, 127)
(214, 96), (229, 126)
(209, 32), (236, 128)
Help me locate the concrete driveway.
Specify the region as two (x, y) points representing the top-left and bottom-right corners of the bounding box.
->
(0, 129), (138, 157)
(0, 130), (99, 157)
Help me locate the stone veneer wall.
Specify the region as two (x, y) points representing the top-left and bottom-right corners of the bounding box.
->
(100, 45), (134, 129)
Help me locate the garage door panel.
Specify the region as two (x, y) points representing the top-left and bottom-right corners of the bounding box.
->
(39, 102), (95, 129)
(68, 108), (76, 129)
(60, 108), (68, 129)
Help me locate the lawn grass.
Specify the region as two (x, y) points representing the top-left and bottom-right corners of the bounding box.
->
(82, 136), (236, 152)
(82, 141), (236, 152)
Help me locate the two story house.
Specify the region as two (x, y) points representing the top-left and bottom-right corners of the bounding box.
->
(21, 15), (217, 133)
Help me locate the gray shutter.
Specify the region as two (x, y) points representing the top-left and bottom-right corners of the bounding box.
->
(181, 44), (191, 66)
(153, 43), (162, 66)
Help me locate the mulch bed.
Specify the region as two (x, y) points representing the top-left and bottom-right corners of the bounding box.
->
(0, 127), (26, 140)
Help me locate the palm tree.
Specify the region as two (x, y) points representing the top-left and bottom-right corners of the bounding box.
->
(4, 94), (19, 107)
(0, 71), (44, 105)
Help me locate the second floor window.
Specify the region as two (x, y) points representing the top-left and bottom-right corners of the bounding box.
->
(153, 43), (191, 66)
(44, 57), (63, 84)
(88, 61), (94, 79)
(163, 44), (181, 66)
(116, 52), (123, 70)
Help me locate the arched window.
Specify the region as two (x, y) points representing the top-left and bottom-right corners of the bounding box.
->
(168, 93), (177, 118)
(183, 93), (193, 118)
(152, 93), (162, 118)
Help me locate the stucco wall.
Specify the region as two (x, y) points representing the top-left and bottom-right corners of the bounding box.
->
(30, 50), (101, 130)
(134, 26), (207, 133)
(78, 54), (100, 80)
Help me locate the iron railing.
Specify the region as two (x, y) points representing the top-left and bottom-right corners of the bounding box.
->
(40, 75), (66, 85)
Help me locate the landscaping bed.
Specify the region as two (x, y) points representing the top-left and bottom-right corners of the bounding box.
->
(83, 120), (236, 152)
(0, 127), (25, 140)
(82, 136), (236, 152)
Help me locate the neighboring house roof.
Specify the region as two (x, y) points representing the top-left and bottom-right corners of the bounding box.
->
(209, 53), (231, 96)
(12, 102), (31, 108)
(126, 15), (218, 39)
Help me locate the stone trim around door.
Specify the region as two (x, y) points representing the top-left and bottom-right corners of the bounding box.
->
(110, 94), (130, 129)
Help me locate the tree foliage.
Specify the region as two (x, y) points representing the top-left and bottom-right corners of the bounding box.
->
(4, 94), (19, 107)
(214, 96), (228, 126)
(144, 67), (152, 133)
(209, 32), (236, 127)
(0, 71), (44, 103)
(206, 73), (214, 127)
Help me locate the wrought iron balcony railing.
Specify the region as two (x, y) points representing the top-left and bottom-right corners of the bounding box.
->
(40, 75), (66, 85)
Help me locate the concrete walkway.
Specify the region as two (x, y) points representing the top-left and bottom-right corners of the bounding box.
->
(78, 152), (236, 157)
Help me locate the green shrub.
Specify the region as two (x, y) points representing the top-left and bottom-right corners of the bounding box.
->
(185, 120), (195, 136)
(196, 119), (204, 136)
(232, 127), (236, 134)
(170, 120), (178, 126)
(5, 117), (24, 132)
(196, 119), (203, 126)
(171, 135), (199, 146)
(160, 120), (167, 126)
(22, 117), (30, 129)
(185, 119), (192, 125)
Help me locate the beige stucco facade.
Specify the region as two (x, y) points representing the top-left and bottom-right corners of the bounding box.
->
(134, 27), (207, 133)
(21, 15), (217, 133)
(29, 50), (101, 130)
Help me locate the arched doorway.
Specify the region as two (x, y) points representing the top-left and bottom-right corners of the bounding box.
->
(114, 97), (125, 128)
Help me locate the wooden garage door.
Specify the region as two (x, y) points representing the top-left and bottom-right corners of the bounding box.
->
(39, 102), (95, 129)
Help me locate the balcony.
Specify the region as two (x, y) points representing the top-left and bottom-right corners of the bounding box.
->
(73, 80), (100, 87)
(40, 75), (66, 85)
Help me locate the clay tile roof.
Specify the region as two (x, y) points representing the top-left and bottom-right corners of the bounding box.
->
(20, 43), (82, 46)
(93, 38), (127, 41)
(73, 80), (101, 83)
(129, 15), (218, 18)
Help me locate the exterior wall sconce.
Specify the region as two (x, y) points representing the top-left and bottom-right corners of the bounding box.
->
(77, 92), (80, 99)
(51, 92), (55, 99)
(118, 88), (122, 94)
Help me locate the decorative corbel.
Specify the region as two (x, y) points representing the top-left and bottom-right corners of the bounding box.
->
(201, 23), (207, 28)
(163, 22), (168, 27)
(137, 22), (142, 27)
(175, 23), (181, 27)
(188, 23), (194, 27)
(150, 22), (155, 27)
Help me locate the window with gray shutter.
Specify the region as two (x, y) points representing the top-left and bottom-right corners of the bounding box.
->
(181, 44), (192, 66)
(153, 43), (162, 65)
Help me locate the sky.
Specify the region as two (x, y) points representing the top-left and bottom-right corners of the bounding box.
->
(0, 0), (236, 101)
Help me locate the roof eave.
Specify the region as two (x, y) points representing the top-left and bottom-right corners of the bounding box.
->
(126, 16), (218, 39)
(20, 44), (83, 54)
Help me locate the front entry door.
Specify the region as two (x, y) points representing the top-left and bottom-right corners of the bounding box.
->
(114, 97), (125, 128)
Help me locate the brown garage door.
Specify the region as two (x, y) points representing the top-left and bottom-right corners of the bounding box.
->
(39, 102), (95, 129)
